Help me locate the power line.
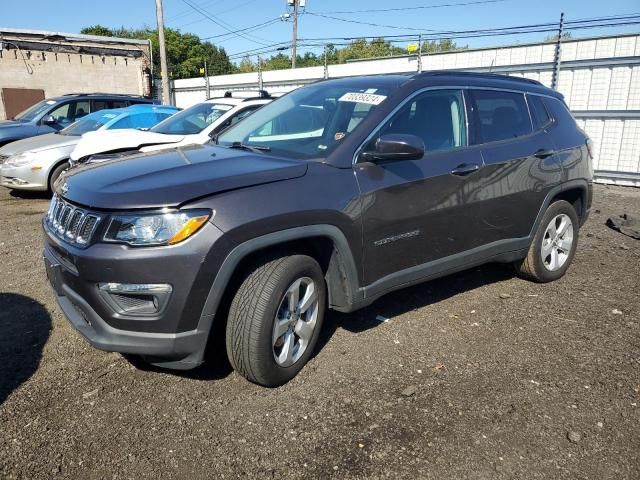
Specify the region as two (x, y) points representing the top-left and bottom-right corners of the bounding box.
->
(313, 0), (508, 15)
(305, 11), (640, 34)
(298, 14), (640, 41)
(305, 11), (436, 31)
(167, 0), (226, 21)
(178, 0), (272, 45)
(174, 0), (260, 29)
(225, 14), (640, 60)
(201, 18), (282, 41)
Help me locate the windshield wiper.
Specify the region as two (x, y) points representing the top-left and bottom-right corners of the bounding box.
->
(227, 141), (271, 153)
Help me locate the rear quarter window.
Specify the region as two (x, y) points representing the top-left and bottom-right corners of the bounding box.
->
(528, 94), (553, 130)
(470, 89), (532, 144)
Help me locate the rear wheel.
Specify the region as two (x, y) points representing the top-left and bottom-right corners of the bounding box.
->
(226, 254), (326, 387)
(514, 200), (579, 282)
(48, 161), (70, 194)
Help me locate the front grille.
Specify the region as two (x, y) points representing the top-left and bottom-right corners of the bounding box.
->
(45, 194), (102, 247)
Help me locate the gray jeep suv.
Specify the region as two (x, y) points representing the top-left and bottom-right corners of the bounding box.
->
(0, 93), (152, 147)
(43, 72), (593, 387)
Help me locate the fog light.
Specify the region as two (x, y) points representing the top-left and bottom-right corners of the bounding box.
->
(98, 283), (172, 316)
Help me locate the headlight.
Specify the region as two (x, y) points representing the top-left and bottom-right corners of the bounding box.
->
(103, 210), (211, 246)
(5, 152), (35, 167)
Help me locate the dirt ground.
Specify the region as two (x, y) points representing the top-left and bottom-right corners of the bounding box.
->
(0, 184), (638, 479)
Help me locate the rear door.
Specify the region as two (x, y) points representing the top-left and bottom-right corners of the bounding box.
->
(355, 88), (486, 286)
(467, 88), (561, 244)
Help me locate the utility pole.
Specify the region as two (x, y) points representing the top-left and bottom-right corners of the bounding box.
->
(155, 0), (171, 105)
(258, 56), (263, 91)
(204, 60), (210, 99)
(551, 12), (564, 90)
(417, 34), (423, 73)
(291, 0), (299, 69)
(323, 44), (328, 79)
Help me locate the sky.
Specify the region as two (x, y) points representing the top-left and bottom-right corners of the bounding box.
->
(2, 0), (639, 62)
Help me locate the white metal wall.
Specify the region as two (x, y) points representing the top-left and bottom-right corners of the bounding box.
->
(174, 34), (640, 185)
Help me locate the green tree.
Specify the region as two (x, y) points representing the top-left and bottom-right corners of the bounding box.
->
(336, 38), (406, 63)
(421, 39), (466, 54)
(544, 32), (573, 42)
(238, 56), (256, 73)
(80, 25), (233, 79)
(81, 24), (113, 37)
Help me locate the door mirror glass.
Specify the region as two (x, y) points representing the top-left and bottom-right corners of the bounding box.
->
(42, 114), (57, 125)
(360, 133), (425, 162)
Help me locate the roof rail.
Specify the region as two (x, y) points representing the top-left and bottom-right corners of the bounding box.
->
(223, 89), (271, 99)
(417, 71), (543, 86)
(61, 92), (147, 98)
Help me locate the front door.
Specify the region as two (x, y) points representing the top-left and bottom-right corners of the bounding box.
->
(355, 89), (486, 287)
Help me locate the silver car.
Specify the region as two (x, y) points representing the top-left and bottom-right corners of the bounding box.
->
(0, 105), (178, 192)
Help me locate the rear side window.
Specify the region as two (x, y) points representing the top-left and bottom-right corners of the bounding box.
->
(528, 95), (552, 129)
(470, 89), (532, 144)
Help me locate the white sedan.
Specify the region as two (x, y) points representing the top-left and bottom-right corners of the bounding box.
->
(70, 92), (272, 164)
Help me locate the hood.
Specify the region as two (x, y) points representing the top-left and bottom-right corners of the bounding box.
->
(71, 129), (186, 161)
(0, 132), (78, 156)
(59, 144), (308, 210)
(0, 120), (23, 128)
(0, 121), (37, 141)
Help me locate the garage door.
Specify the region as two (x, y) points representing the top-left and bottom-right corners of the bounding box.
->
(1, 88), (46, 120)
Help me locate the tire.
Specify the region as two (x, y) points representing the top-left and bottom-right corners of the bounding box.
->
(48, 161), (70, 194)
(514, 200), (580, 283)
(226, 254), (326, 387)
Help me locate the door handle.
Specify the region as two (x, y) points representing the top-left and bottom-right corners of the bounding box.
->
(450, 163), (480, 176)
(534, 148), (555, 159)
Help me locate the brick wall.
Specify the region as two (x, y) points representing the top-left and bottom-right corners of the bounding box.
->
(0, 48), (147, 119)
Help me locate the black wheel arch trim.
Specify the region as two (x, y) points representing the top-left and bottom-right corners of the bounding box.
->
(199, 224), (363, 322)
(529, 179), (590, 237)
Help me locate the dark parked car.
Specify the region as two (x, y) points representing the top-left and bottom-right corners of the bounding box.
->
(0, 93), (153, 147)
(43, 72), (593, 387)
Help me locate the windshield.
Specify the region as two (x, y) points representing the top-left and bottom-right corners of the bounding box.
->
(13, 99), (57, 122)
(59, 110), (121, 136)
(151, 102), (234, 135)
(217, 83), (392, 159)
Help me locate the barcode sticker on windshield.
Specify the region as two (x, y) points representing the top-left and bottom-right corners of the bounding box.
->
(338, 92), (387, 105)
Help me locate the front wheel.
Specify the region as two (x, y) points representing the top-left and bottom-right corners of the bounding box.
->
(48, 161), (70, 194)
(226, 254), (326, 387)
(514, 199), (580, 283)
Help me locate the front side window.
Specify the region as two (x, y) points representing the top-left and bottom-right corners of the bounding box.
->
(48, 103), (73, 127)
(217, 83), (394, 159)
(373, 89), (467, 153)
(151, 102), (234, 135)
(470, 89), (532, 144)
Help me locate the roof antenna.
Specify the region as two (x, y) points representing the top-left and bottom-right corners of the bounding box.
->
(489, 58), (495, 73)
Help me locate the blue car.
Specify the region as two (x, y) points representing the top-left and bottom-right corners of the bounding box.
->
(0, 93), (154, 148)
(0, 105), (180, 192)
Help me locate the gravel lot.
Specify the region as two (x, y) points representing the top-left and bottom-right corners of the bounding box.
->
(0, 184), (639, 479)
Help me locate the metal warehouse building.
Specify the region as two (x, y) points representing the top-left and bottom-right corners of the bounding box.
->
(174, 33), (640, 186)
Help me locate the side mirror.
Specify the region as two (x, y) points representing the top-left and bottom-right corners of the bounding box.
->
(42, 115), (57, 125)
(359, 134), (425, 162)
